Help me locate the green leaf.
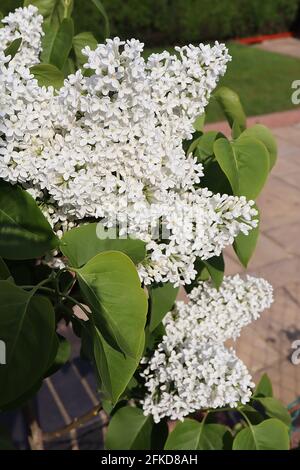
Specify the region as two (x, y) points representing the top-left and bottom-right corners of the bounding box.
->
(214, 86), (246, 131)
(4, 38), (22, 60)
(148, 282), (179, 332)
(233, 418), (290, 450)
(61, 223), (146, 267)
(93, 325), (144, 403)
(194, 260), (210, 282)
(24, 0), (73, 31)
(193, 131), (225, 161)
(105, 406), (153, 450)
(73, 32), (98, 65)
(233, 205), (260, 267)
(241, 124), (277, 170)
(62, 57), (75, 76)
(231, 119), (242, 139)
(193, 113), (205, 132)
(185, 254), (224, 293)
(41, 18), (74, 69)
(0, 257), (10, 280)
(144, 323), (165, 354)
(45, 334), (71, 377)
(190, 131), (231, 195)
(30, 63), (64, 90)
(0, 380), (43, 412)
(239, 404), (264, 425)
(0, 180), (58, 260)
(75, 251), (148, 357)
(203, 254), (224, 289)
(91, 0), (110, 38)
(185, 130), (202, 155)
(165, 419), (231, 450)
(200, 160), (232, 195)
(254, 373), (273, 398)
(40, 23), (56, 63)
(49, 18), (74, 70)
(253, 398), (291, 426)
(213, 136), (270, 199)
(0, 282), (57, 408)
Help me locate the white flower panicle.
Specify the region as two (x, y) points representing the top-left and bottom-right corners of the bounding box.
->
(0, 7), (258, 285)
(167, 274), (274, 343)
(141, 275), (273, 423)
(142, 341), (254, 423)
(0, 5), (43, 68)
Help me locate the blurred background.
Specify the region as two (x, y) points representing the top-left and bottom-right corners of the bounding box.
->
(5, 0), (299, 45)
(1, 0), (300, 450)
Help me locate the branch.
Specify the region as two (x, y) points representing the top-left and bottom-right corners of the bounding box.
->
(23, 402), (44, 450)
(43, 404), (108, 442)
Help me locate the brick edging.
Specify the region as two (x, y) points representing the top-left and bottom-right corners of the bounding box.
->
(205, 108), (300, 134)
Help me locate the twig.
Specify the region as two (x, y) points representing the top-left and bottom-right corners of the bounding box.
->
(23, 402), (44, 450)
(43, 404), (108, 442)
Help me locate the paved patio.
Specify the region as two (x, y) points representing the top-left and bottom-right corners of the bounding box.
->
(220, 119), (300, 428)
(256, 37), (300, 59)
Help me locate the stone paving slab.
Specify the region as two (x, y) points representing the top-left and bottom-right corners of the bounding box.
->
(224, 113), (300, 409)
(256, 37), (300, 59)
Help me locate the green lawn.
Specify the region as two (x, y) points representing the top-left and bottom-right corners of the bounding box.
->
(145, 42), (300, 123)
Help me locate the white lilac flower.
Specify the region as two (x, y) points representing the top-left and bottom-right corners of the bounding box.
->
(141, 275), (273, 422)
(0, 5), (43, 68)
(166, 274), (274, 343)
(0, 7), (259, 285)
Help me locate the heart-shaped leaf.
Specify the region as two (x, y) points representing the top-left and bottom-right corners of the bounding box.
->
(165, 419), (231, 450)
(241, 124), (277, 170)
(214, 136), (269, 199)
(30, 63), (64, 90)
(75, 251), (148, 357)
(253, 397), (291, 426)
(148, 282), (178, 332)
(92, 325), (144, 403)
(24, 0), (73, 31)
(61, 223), (146, 267)
(233, 418), (290, 450)
(105, 406), (155, 450)
(214, 86), (246, 131)
(0, 281), (58, 408)
(49, 18), (74, 70)
(233, 205), (260, 267)
(73, 32), (98, 65)
(254, 373), (273, 398)
(0, 180), (58, 260)
(203, 254), (224, 289)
